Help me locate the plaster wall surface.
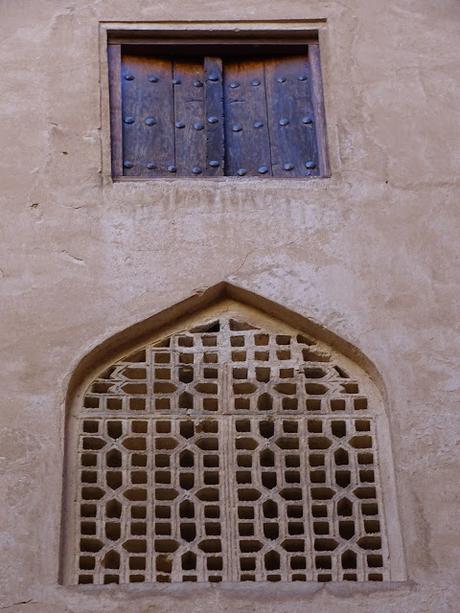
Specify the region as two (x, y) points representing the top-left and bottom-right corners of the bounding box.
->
(0, 1), (459, 611)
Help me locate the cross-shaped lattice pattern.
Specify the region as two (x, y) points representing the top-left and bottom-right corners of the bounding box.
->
(73, 317), (388, 584)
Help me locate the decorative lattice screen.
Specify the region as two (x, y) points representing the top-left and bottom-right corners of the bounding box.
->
(72, 316), (389, 584)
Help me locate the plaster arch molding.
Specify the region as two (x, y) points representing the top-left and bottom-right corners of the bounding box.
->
(62, 283), (405, 585)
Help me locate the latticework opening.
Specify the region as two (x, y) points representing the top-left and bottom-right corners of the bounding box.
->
(67, 313), (393, 585)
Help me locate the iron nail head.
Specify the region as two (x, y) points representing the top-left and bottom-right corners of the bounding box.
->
(175, 121), (185, 129)
(305, 160), (316, 169)
(253, 121), (264, 128)
(145, 117), (156, 126)
(124, 116), (135, 124)
(208, 116), (219, 124)
(148, 75), (159, 83)
(279, 118), (289, 126)
(123, 160), (133, 168)
(283, 163), (294, 171)
(237, 168), (247, 176)
(251, 79), (261, 86)
(258, 165), (269, 174)
(124, 74), (134, 81)
(277, 77), (286, 83)
(209, 160), (220, 168)
(302, 116), (313, 125)
(167, 165), (177, 173)
(192, 166), (202, 175)
(232, 123), (242, 132)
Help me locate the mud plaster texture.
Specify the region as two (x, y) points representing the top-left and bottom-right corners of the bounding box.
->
(0, 1), (459, 612)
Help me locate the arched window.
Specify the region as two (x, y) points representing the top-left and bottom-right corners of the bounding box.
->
(63, 301), (403, 585)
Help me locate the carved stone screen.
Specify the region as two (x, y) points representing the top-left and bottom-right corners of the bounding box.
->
(69, 316), (390, 584)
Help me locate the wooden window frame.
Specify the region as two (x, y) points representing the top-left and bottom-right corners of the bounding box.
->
(107, 30), (329, 180)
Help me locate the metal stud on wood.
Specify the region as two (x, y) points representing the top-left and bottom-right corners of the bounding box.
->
(115, 49), (323, 178)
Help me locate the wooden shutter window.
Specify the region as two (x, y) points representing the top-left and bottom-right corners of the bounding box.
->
(109, 46), (327, 179)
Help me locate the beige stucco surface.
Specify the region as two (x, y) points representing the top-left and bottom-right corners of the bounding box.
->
(0, 0), (459, 611)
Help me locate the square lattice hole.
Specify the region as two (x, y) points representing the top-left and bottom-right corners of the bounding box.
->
(130, 398), (146, 411)
(330, 399), (346, 411)
(254, 334), (269, 346)
(306, 399), (321, 411)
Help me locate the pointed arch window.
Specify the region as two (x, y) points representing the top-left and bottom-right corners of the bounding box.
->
(64, 306), (402, 585)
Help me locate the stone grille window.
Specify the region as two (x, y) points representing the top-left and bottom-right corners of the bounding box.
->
(67, 314), (394, 585)
(108, 33), (328, 179)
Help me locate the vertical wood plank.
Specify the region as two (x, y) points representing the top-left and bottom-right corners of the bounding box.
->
(121, 53), (174, 177)
(309, 44), (330, 177)
(265, 54), (319, 178)
(173, 61), (206, 177)
(223, 60), (272, 177)
(204, 57), (225, 176)
(108, 45), (123, 178)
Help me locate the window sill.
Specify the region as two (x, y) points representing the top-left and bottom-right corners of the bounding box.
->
(63, 580), (413, 597)
(109, 174), (331, 183)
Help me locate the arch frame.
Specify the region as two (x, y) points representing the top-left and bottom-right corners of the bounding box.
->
(60, 282), (406, 585)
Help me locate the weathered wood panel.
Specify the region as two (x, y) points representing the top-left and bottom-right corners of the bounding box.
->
(173, 61), (207, 177)
(113, 48), (325, 179)
(223, 60), (272, 177)
(265, 54), (319, 177)
(121, 54), (174, 177)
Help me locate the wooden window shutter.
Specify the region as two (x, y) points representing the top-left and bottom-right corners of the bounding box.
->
(224, 53), (319, 177)
(110, 45), (326, 178)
